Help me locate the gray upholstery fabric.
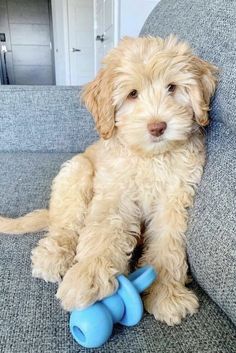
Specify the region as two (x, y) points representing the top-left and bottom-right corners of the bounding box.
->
(0, 86), (98, 153)
(141, 0), (236, 325)
(187, 122), (236, 324)
(0, 152), (75, 217)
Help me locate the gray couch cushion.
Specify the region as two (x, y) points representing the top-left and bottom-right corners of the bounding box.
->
(0, 86), (98, 153)
(0, 152), (75, 216)
(141, 0), (236, 324)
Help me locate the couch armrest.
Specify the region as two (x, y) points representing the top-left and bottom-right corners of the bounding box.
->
(0, 86), (98, 153)
(187, 122), (236, 325)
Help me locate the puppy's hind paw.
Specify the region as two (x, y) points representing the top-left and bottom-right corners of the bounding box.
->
(144, 283), (199, 326)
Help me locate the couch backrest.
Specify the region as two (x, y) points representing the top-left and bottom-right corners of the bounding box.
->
(0, 86), (98, 152)
(140, 0), (236, 132)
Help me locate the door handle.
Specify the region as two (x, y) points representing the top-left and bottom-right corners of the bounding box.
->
(72, 48), (81, 52)
(96, 34), (105, 42)
(0, 44), (7, 53)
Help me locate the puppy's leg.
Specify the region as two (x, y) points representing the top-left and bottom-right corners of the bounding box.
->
(31, 154), (94, 283)
(56, 196), (141, 311)
(140, 191), (199, 326)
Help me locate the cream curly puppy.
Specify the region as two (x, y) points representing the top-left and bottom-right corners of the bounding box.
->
(0, 36), (217, 326)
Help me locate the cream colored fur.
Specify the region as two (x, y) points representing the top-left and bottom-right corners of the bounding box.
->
(0, 36), (217, 326)
(0, 209), (49, 234)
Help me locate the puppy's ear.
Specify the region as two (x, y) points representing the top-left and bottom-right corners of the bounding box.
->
(82, 68), (115, 139)
(188, 57), (218, 126)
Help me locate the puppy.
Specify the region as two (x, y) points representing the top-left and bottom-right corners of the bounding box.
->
(0, 35), (217, 326)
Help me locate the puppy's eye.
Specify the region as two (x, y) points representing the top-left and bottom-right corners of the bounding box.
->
(167, 84), (176, 93)
(128, 90), (138, 99)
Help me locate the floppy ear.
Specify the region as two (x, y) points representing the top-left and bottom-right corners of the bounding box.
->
(81, 68), (115, 139)
(188, 57), (218, 126)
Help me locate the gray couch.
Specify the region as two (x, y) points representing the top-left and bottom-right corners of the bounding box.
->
(0, 1), (235, 352)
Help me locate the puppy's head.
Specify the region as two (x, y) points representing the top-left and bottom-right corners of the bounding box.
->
(82, 35), (218, 154)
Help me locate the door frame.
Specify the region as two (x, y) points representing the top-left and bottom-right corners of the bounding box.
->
(51, 0), (71, 85)
(48, 0), (56, 85)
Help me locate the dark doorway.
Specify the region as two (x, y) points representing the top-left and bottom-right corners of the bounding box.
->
(0, 0), (55, 85)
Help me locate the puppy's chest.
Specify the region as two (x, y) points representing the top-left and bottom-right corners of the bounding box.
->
(98, 155), (179, 199)
(131, 158), (180, 213)
(132, 159), (166, 194)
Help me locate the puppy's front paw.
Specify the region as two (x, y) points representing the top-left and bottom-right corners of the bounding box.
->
(31, 236), (75, 283)
(144, 283), (199, 326)
(56, 260), (119, 311)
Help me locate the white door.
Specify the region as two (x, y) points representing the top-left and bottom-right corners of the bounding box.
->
(68, 0), (94, 85)
(94, 0), (117, 73)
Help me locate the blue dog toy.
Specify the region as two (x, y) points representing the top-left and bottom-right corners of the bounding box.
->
(69, 265), (157, 348)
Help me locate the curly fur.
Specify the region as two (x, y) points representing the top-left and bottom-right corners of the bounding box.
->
(0, 35), (217, 326)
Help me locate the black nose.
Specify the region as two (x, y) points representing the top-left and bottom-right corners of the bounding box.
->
(148, 122), (167, 137)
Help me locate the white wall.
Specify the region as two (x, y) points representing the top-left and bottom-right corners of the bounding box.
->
(118, 0), (160, 39)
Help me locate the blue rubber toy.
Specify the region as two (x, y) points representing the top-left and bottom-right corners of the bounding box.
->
(69, 265), (157, 348)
